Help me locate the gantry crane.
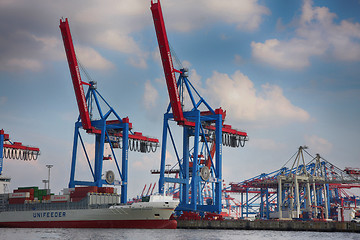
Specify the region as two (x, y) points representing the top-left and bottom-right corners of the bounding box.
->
(0, 129), (40, 192)
(150, 0), (248, 213)
(228, 146), (360, 220)
(59, 18), (159, 203)
(0, 129), (40, 175)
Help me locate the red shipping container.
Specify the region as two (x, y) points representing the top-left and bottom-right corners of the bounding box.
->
(51, 195), (70, 202)
(14, 188), (35, 195)
(71, 197), (85, 202)
(43, 195), (51, 201)
(70, 192), (87, 198)
(98, 187), (114, 194)
(9, 192), (30, 199)
(75, 186), (98, 193)
(14, 189), (35, 200)
(9, 198), (26, 204)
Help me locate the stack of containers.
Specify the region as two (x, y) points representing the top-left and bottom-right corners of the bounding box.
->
(42, 194), (51, 202)
(9, 187), (35, 204)
(98, 187), (114, 194)
(70, 186), (98, 202)
(9, 187), (51, 204)
(21, 187), (39, 202)
(37, 189), (50, 201)
(18, 187), (50, 202)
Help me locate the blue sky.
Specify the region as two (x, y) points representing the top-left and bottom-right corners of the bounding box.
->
(0, 0), (359, 197)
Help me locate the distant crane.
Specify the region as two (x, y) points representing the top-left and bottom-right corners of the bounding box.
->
(59, 18), (159, 203)
(0, 129), (40, 175)
(228, 146), (360, 220)
(0, 129), (40, 193)
(150, 0), (248, 213)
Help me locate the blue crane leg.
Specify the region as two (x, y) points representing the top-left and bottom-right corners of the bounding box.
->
(121, 122), (129, 203)
(0, 132), (3, 175)
(182, 127), (190, 204)
(159, 115), (169, 194)
(190, 110), (200, 210)
(69, 123), (81, 188)
(215, 113), (222, 213)
(94, 122), (106, 187)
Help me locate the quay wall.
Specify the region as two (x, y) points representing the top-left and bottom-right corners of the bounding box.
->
(177, 219), (360, 233)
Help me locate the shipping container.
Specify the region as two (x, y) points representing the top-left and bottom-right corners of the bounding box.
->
(51, 195), (70, 202)
(9, 192), (30, 199)
(71, 197), (85, 202)
(9, 198), (26, 204)
(18, 186), (38, 190)
(74, 186), (98, 193)
(42, 195), (51, 201)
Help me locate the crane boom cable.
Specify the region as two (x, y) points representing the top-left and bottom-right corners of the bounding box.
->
(169, 43), (183, 70)
(77, 58), (94, 83)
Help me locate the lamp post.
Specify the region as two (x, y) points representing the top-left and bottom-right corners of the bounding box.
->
(46, 165), (53, 190)
(42, 179), (48, 189)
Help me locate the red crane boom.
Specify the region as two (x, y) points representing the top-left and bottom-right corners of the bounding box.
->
(151, 1), (185, 124)
(59, 18), (94, 132)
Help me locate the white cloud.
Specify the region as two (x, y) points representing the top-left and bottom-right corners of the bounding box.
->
(304, 134), (333, 155)
(251, 38), (325, 69)
(250, 138), (286, 151)
(0, 0), (269, 72)
(181, 60), (192, 69)
(76, 46), (115, 70)
(96, 30), (141, 55)
(143, 80), (159, 110)
(162, 0), (269, 32)
(251, 0), (360, 69)
(0, 0), (150, 72)
(204, 70), (310, 124)
(154, 64), (309, 126)
(31, 35), (64, 61)
(127, 56), (148, 69)
(3, 58), (43, 72)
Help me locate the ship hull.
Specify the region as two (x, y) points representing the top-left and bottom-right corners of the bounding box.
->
(0, 219), (177, 229)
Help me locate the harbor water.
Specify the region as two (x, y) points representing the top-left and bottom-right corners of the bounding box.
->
(0, 228), (358, 240)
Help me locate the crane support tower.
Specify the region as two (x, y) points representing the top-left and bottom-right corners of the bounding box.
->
(150, 0), (248, 213)
(59, 18), (159, 203)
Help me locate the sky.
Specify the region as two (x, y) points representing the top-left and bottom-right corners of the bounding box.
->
(0, 0), (359, 198)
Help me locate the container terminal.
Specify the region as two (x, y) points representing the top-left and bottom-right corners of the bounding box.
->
(0, 0), (359, 231)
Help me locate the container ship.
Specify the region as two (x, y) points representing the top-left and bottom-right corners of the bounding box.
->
(0, 186), (179, 228)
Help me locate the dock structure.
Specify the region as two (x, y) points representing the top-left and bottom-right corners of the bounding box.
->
(227, 146), (360, 221)
(177, 219), (360, 233)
